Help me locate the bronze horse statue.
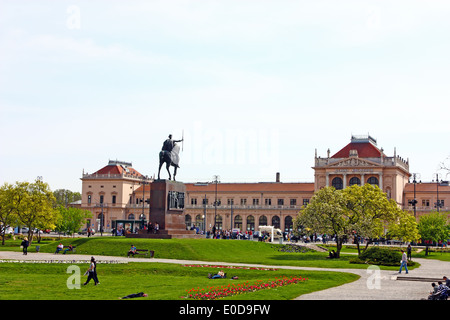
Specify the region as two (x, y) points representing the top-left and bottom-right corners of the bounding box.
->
(158, 149), (179, 180)
(158, 135), (182, 181)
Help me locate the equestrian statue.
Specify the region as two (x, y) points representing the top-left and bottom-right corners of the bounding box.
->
(158, 134), (183, 181)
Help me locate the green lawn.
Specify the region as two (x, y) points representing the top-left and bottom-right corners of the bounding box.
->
(0, 261), (359, 300)
(14, 237), (412, 270)
(3, 236), (440, 300)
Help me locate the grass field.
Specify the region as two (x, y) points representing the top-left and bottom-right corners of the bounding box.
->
(2, 236), (443, 301)
(6, 236), (413, 269)
(0, 237), (364, 300)
(0, 261), (359, 300)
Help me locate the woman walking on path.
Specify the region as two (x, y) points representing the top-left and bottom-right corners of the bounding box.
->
(84, 256), (99, 286)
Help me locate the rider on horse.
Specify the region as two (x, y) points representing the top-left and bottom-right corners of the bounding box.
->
(158, 134), (183, 180)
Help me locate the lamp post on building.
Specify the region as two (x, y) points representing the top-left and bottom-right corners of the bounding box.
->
(408, 173), (420, 218)
(213, 175), (220, 230)
(203, 194), (207, 234)
(434, 173), (443, 212)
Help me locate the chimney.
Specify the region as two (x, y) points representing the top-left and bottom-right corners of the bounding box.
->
(276, 172), (280, 183)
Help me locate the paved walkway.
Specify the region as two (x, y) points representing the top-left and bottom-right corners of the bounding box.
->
(1, 251), (449, 300)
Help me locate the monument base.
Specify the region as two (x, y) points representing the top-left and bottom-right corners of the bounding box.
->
(126, 179), (197, 239)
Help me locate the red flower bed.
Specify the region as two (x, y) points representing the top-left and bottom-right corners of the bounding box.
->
(182, 276), (308, 300)
(181, 264), (278, 271)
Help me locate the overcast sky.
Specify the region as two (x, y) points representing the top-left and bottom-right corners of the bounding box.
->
(1, 0), (449, 192)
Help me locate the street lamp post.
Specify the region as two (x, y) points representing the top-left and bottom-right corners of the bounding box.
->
(434, 173), (443, 212)
(408, 173), (420, 218)
(213, 175), (220, 230)
(203, 194), (207, 235)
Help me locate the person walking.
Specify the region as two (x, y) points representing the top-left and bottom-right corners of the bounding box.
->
(21, 237), (29, 255)
(407, 244), (412, 261)
(84, 256), (99, 286)
(398, 250), (409, 274)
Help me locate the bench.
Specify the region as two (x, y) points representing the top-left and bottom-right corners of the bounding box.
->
(129, 249), (154, 258)
(63, 246), (76, 254)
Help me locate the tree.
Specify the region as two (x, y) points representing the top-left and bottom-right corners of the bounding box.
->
(53, 189), (81, 208)
(387, 210), (420, 245)
(343, 184), (405, 254)
(0, 182), (28, 245)
(417, 211), (450, 255)
(16, 179), (57, 244)
(296, 184), (406, 258)
(296, 186), (352, 258)
(54, 206), (92, 236)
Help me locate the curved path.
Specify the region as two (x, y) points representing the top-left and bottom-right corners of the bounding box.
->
(1, 251), (449, 300)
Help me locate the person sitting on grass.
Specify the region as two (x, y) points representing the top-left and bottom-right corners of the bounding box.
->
(127, 244), (137, 257)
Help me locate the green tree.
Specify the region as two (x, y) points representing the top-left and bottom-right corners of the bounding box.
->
(54, 206), (92, 236)
(417, 211), (450, 255)
(296, 184), (406, 257)
(16, 179), (57, 244)
(53, 189), (81, 208)
(343, 184), (405, 254)
(387, 210), (420, 244)
(0, 182), (28, 245)
(296, 186), (351, 258)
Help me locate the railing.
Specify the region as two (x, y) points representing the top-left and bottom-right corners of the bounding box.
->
(404, 205), (450, 212)
(314, 156), (409, 171)
(185, 204), (303, 210)
(82, 172), (149, 181)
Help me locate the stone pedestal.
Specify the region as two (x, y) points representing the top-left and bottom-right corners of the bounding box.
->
(127, 179), (197, 239)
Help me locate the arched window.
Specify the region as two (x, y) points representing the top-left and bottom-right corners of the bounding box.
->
(215, 215), (223, 230)
(272, 216), (280, 229)
(259, 215), (267, 226)
(195, 215), (204, 230)
(284, 216), (293, 232)
(127, 213), (135, 220)
(332, 177), (343, 190)
(349, 177), (361, 186)
(247, 215), (255, 231)
(234, 215), (243, 229)
(367, 176), (379, 186)
(185, 214), (192, 229)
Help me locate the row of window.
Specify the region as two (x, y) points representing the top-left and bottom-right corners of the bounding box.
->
(331, 176), (379, 189)
(409, 199), (445, 207)
(87, 194), (149, 205)
(190, 198), (310, 206)
(87, 194), (117, 205)
(186, 214), (294, 231)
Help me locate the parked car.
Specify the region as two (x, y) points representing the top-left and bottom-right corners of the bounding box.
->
(21, 227), (29, 233)
(1, 226), (14, 235)
(79, 228), (95, 235)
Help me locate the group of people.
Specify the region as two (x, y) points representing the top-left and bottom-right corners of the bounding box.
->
(146, 221), (159, 234)
(427, 276), (449, 300)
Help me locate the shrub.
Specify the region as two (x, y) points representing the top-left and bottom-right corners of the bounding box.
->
(350, 247), (401, 266)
